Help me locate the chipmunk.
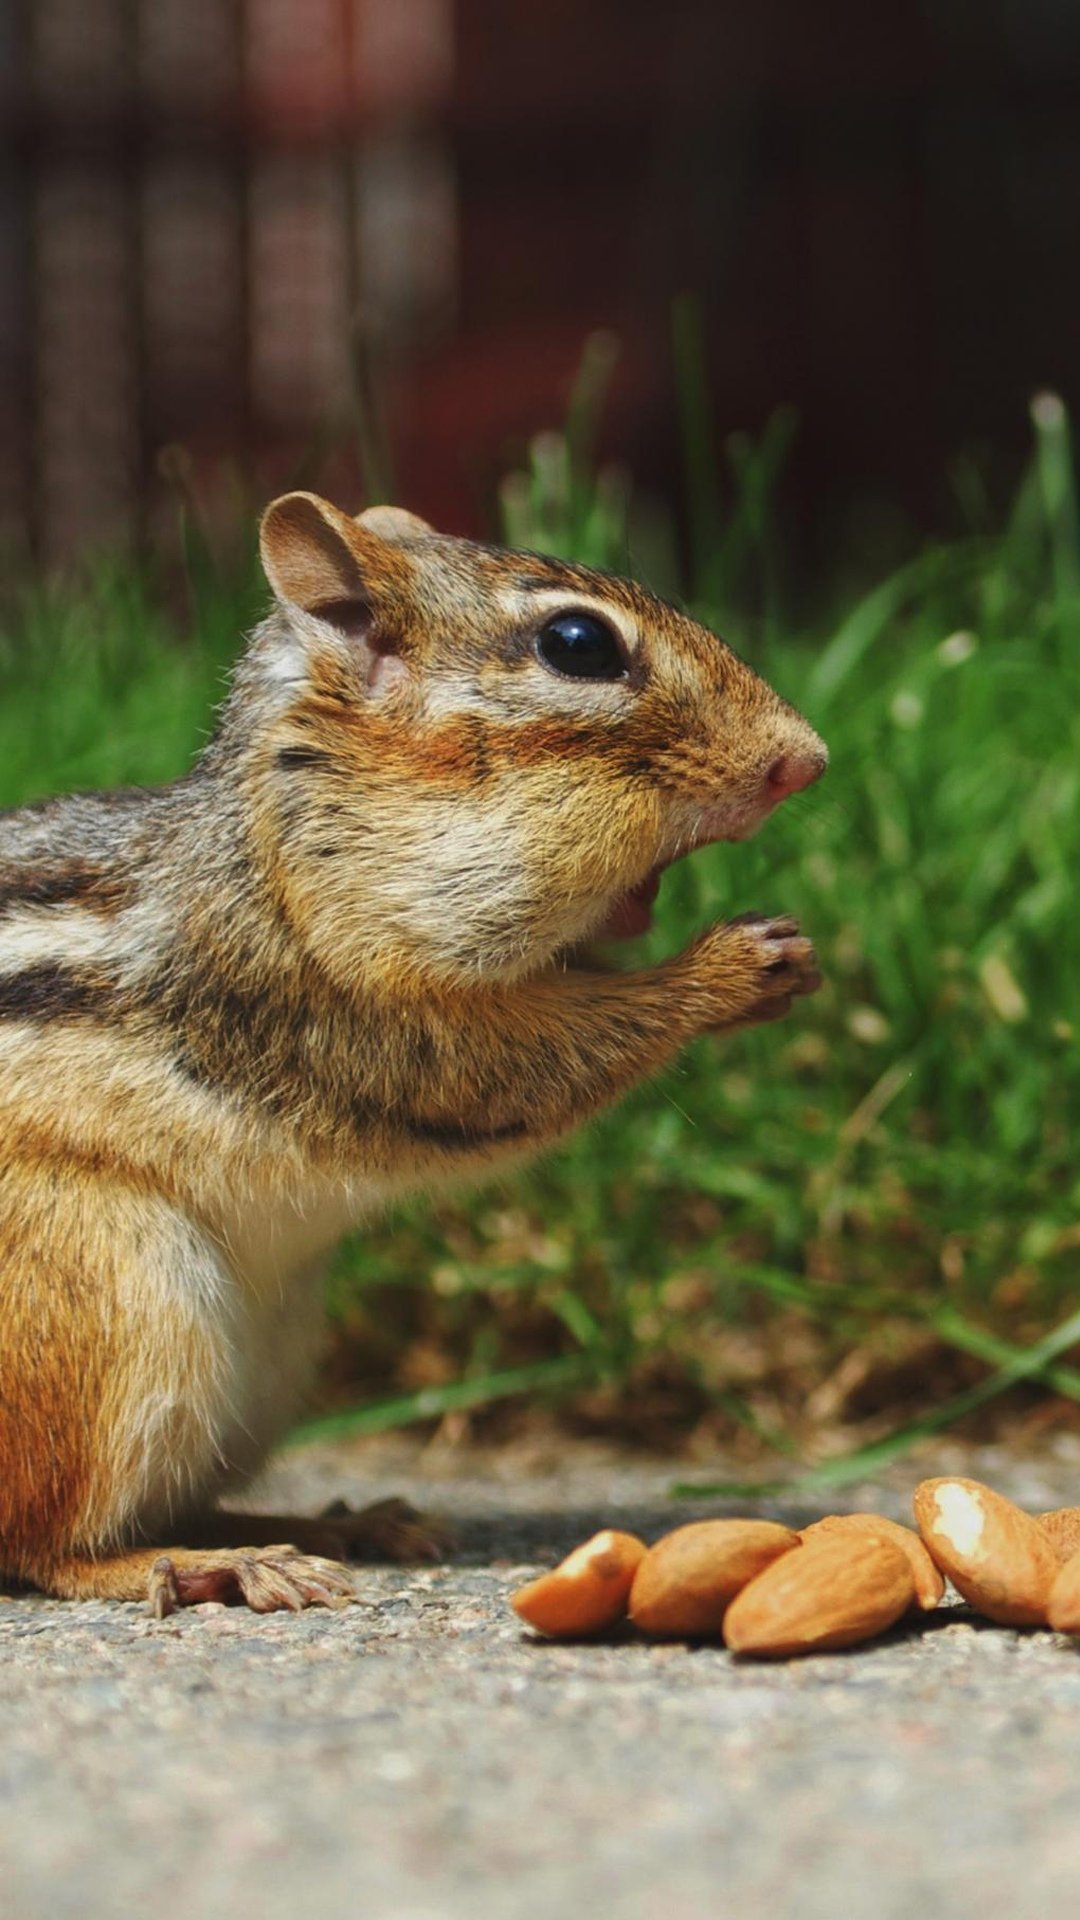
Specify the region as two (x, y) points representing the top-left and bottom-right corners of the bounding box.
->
(0, 493), (826, 1615)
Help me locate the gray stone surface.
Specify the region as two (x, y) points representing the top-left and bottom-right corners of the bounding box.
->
(4, 1434), (1080, 1920)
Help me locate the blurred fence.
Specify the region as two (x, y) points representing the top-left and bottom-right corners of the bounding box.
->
(5, 0), (1080, 573)
(0, 0), (455, 561)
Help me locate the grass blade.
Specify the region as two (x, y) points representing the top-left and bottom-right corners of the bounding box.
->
(673, 1302), (1080, 1502)
(286, 1355), (596, 1445)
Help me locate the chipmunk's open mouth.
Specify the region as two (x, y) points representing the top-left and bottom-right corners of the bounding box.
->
(598, 804), (771, 939)
(599, 867), (665, 939)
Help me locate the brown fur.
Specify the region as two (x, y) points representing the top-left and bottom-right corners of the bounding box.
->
(0, 493), (827, 1611)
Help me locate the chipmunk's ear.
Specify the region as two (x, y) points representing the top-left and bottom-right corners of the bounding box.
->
(259, 491), (412, 697)
(260, 491), (409, 612)
(355, 504), (435, 542)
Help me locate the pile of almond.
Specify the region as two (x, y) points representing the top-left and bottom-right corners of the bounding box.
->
(509, 1476), (1080, 1657)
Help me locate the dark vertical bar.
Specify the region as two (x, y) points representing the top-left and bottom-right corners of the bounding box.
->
(234, 0), (254, 471)
(125, 0), (147, 550)
(0, 0), (30, 552)
(340, 0), (394, 502)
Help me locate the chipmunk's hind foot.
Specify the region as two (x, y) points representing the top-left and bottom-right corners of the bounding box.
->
(206, 1496), (453, 1563)
(318, 1495), (453, 1562)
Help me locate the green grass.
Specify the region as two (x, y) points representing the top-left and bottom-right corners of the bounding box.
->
(3, 381), (1080, 1479)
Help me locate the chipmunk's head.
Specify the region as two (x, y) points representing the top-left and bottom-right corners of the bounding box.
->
(250, 491), (827, 988)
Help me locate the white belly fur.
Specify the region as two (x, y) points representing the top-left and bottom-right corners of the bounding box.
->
(202, 1168), (399, 1489)
(113, 1168), (400, 1538)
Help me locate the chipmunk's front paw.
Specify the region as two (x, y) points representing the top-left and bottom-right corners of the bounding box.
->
(728, 911), (823, 1026)
(694, 912), (822, 1031)
(148, 1546), (358, 1617)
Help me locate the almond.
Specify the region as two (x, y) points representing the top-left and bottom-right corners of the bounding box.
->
(510, 1529), (646, 1637)
(1047, 1549), (1080, 1632)
(800, 1513), (945, 1610)
(628, 1519), (800, 1637)
(913, 1477), (1058, 1627)
(723, 1532), (915, 1657)
(1037, 1507), (1080, 1564)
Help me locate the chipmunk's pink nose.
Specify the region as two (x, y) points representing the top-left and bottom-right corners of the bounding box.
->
(766, 748), (828, 799)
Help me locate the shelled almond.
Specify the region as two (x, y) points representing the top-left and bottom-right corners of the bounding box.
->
(629, 1519), (800, 1637)
(723, 1531), (915, 1656)
(510, 1529), (646, 1637)
(1037, 1507), (1080, 1564)
(799, 1513), (945, 1611)
(1047, 1550), (1080, 1632)
(913, 1477), (1059, 1627)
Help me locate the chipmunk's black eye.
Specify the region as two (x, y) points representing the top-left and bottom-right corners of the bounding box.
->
(536, 611), (626, 681)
